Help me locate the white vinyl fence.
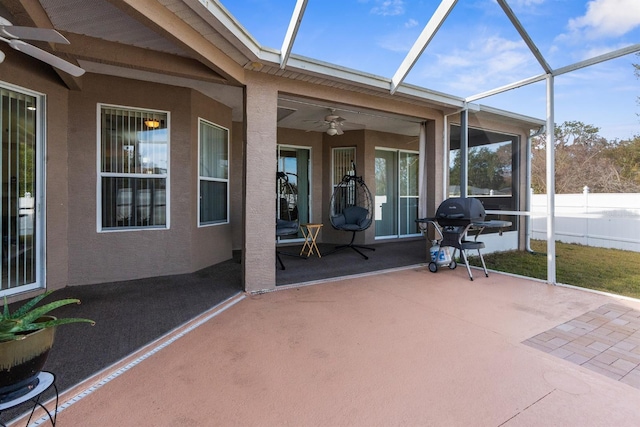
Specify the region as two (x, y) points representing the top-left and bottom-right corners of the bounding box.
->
(530, 190), (640, 253)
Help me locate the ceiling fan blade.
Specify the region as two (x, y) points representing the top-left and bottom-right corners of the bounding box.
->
(9, 39), (85, 76)
(1, 26), (69, 44)
(0, 49), (4, 63)
(336, 126), (344, 135)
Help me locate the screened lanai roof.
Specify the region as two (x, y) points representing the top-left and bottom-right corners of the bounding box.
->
(217, 0), (640, 141)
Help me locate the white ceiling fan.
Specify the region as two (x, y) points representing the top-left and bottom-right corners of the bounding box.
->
(306, 109), (346, 136)
(0, 16), (85, 77)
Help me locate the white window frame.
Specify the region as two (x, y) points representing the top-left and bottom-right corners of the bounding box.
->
(198, 118), (229, 227)
(96, 104), (170, 232)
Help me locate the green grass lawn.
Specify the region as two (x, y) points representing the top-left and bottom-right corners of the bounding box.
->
(468, 240), (640, 299)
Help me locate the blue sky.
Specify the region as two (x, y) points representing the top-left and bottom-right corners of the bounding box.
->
(219, 0), (640, 141)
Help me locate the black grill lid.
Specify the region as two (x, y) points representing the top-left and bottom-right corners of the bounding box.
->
(436, 197), (485, 224)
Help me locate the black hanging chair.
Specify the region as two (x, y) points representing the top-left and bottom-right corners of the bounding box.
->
(327, 164), (376, 259)
(276, 171), (302, 270)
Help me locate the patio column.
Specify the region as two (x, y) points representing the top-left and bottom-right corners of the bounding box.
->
(459, 109), (469, 198)
(243, 74), (278, 292)
(424, 120), (442, 214)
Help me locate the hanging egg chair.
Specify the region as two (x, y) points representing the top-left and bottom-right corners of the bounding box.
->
(327, 164), (375, 259)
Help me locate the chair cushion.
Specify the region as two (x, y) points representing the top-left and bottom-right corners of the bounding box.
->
(276, 219), (299, 236)
(331, 214), (346, 228)
(343, 206), (368, 225)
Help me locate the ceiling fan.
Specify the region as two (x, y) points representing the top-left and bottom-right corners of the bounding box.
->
(0, 16), (85, 77)
(306, 109), (346, 136)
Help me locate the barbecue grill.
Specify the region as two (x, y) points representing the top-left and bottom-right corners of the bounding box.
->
(417, 197), (507, 281)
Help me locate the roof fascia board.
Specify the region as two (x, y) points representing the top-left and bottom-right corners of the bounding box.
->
(110, 0), (246, 84)
(477, 105), (546, 127)
(390, 0), (458, 94)
(553, 43), (640, 77)
(280, 0), (307, 69)
(282, 54), (468, 109)
(496, 0), (551, 74)
(189, 0), (263, 59)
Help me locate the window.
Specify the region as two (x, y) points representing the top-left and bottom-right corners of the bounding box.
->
(199, 119), (229, 225)
(449, 125), (518, 233)
(332, 147), (356, 186)
(99, 105), (169, 230)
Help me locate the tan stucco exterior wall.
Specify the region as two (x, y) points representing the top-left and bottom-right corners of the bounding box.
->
(230, 121), (244, 252)
(66, 74), (233, 285)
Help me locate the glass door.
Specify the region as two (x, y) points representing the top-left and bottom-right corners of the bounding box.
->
(375, 149), (397, 237)
(375, 149), (420, 238)
(1, 85), (42, 295)
(277, 145), (310, 240)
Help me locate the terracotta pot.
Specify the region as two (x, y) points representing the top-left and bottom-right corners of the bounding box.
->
(0, 316), (56, 400)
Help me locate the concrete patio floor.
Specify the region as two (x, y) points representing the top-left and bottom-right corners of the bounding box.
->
(14, 265), (640, 426)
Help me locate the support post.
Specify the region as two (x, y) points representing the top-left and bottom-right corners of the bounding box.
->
(460, 109), (468, 198)
(546, 74), (556, 285)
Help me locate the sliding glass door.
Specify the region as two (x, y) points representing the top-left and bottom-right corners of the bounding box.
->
(1, 85), (43, 296)
(277, 145), (310, 240)
(375, 149), (419, 238)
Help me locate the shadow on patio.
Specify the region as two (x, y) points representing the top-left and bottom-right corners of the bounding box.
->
(9, 256), (640, 426)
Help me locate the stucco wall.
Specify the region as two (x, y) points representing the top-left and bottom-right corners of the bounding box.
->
(66, 74), (233, 285)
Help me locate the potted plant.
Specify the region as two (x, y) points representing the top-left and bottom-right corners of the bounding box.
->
(0, 291), (94, 401)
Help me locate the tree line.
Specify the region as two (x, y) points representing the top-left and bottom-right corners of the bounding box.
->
(530, 54), (640, 194)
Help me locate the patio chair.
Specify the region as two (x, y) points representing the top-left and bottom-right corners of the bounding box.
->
(326, 164), (375, 259)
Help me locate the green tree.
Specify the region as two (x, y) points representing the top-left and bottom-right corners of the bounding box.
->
(606, 136), (640, 190)
(449, 144), (511, 194)
(532, 121), (640, 193)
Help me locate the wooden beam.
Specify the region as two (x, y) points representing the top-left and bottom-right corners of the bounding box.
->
(106, 0), (246, 85)
(56, 33), (228, 83)
(4, 0), (83, 89)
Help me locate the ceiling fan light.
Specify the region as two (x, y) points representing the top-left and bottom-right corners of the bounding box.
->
(326, 127), (338, 136)
(144, 119), (160, 129)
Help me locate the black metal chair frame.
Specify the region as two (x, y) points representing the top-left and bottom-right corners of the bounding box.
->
(326, 172), (375, 260)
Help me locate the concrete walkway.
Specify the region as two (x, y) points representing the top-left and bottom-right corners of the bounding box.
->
(15, 266), (640, 426)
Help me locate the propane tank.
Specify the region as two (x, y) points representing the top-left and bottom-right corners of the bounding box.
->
(430, 240), (440, 262)
(440, 246), (452, 263)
